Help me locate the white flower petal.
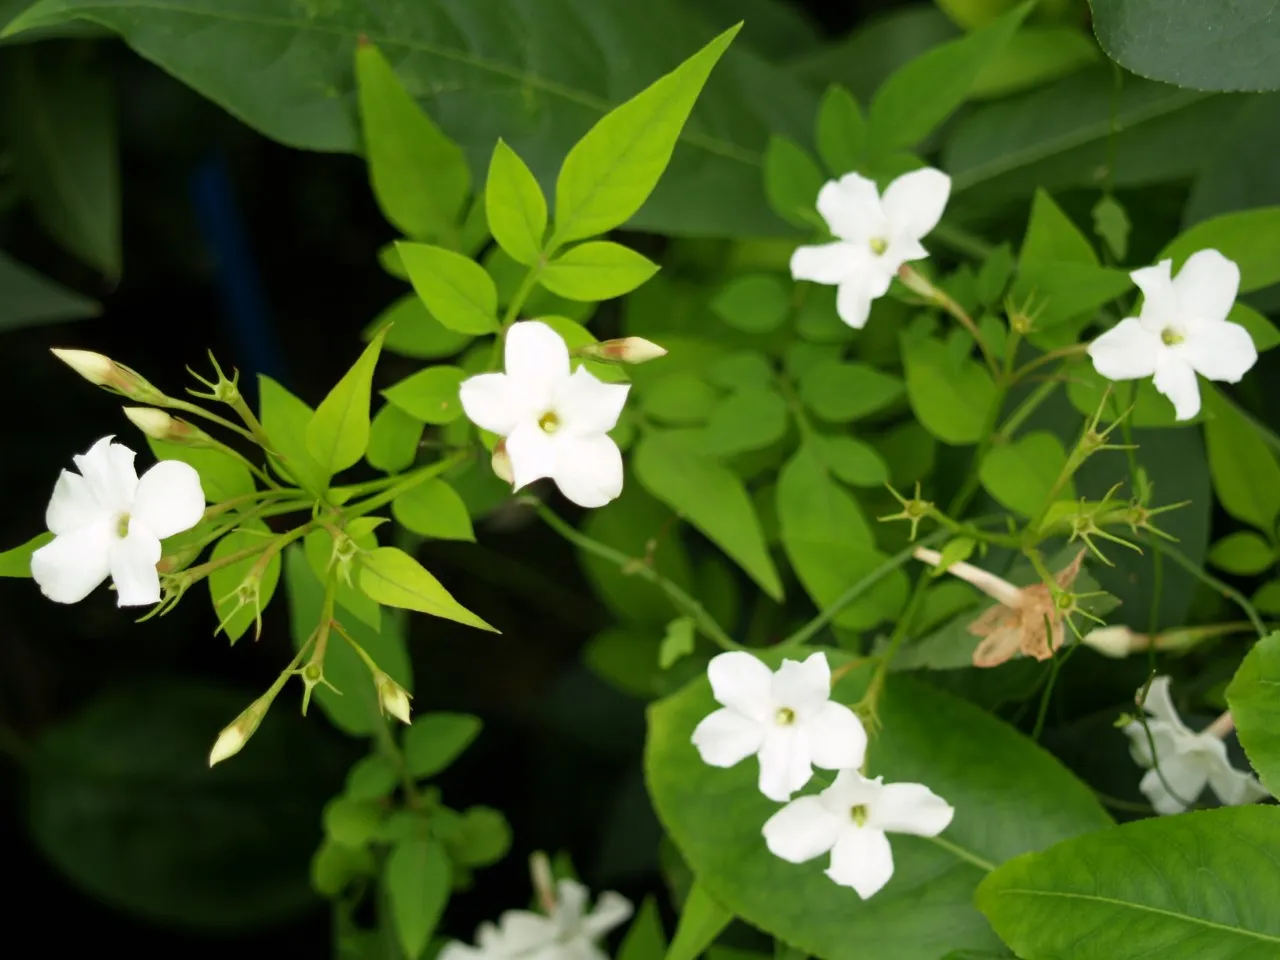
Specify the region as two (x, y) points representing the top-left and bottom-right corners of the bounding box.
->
(30, 521), (113, 604)
(887, 237), (929, 267)
(496, 911), (557, 953)
(46, 469), (108, 535)
(773, 652), (832, 715)
(881, 168), (951, 242)
(555, 367), (630, 436)
(73, 436), (139, 513)
(1152, 355), (1202, 421)
(758, 725), (812, 801)
(1124, 719), (1184, 769)
(1207, 757), (1269, 807)
(804, 702), (868, 771)
(762, 795), (842, 863)
(1185, 320), (1258, 384)
(1173, 249), (1239, 328)
(791, 241), (856, 285)
(1131, 259), (1176, 330)
(581, 891), (633, 940)
(826, 827), (895, 899)
(437, 943), (485, 960)
(110, 526), (162, 606)
(505, 421), (556, 491)
(818, 174), (884, 242)
(871, 781), (955, 836)
(706, 651), (774, 720)
(1138, 676), (1192, 733)
(505, 321), (570, 406)
(133, 460), (205, 540)
(550, 434), (623, 508)
(692, 707), (765, 768)
(1087, 317), (1161, 381)
(1139, 758), (1208, 815)
(459, 373), (525, 436)
(836, 279), (875, 329)
(553, 879), (590, 928)
(820, 768), (882, 811)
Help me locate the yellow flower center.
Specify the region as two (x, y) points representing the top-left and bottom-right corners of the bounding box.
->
(1161, 327), (1185, 346)
(869, 236), (889, 256)
(116, 513), (131, 538)
(850, 804), (869, 826)
(775, 707), (796, 725)
(538, 411), (561, 434)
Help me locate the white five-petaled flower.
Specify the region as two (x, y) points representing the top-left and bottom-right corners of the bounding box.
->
(1123, 675), (1268, 816)
(31, 436), (205, 606)
(692, 651), (867, 802)
(763, 769), (954, 899)
(790, 168), (951, 329)
(1088, 249), (1257, 421)
(459, 321), (630, 509)
(439, 879), (632, 960)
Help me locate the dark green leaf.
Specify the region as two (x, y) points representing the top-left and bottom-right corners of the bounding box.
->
(1227, 631), (1280, 795)
(815, 435), (889, 487)
(798, 361), (903, 423)
(364, 294), (473, 361)
(979, 431), (1073, 518)
(403, 712), (482, 778)
(1160, 207), (1280, 293)
(1207, 532), (1277, 576)
(901, 334), (998, 445)
(703, 388), (788, 457)
(815, 84), (866, 176)
(711, 274), (790, 333)
(0, 249), (97, 330)
(1203, 387), (1280, 533)
(619, 897), (667, 960)
(666, 882), (731, 960)
(763, 135), (824, 227)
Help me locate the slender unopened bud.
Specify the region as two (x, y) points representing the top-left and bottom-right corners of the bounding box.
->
(1081, 625), (1141, 659)
(491, 440), (514, 485)
(123, 406), (211, 445)
(208, 697), (269, 766)
(913, 546), (1022, 608)
(530, 852), (557, 915)
(581, 337), (668, 365)
(51, 348), (166, 402)
(375, 671), (412, 725)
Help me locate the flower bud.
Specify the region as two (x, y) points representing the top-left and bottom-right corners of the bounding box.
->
(51, 348), (166, 403)
(1081, 625), (1140, 659)
(581, 337), (668, 364)
(375, 671), (412, 725)
(123, 406), (212, 446)
(491, 440), (514, 485)
(208, 698), (268, 766)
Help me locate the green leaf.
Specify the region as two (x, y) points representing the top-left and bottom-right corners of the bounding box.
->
(703, 388), (788, 456)
(666, 881), (732, 960)
(1208, 532), (1277, 576)
(647, 650), (1111, 960)
(360, 546), (496, 631)
(539, 242), (659, 302)
(1230, 303), (1280, 353)
(1093, 0), (1280, 93)
(209, 522), (282, 644)
(145, 439), (253, 504)
(28, 677), (345, 928)
(385, 837), (451, 960)
(258, 376), (329, 496)
(486, 138), (547, 266)
(0, 249), (98, 330)
(1092, 194), (1131, 261)
(969, 24), (1098, 101)
(1013, 261), (1132, 333)
(641, 374), (719, 425)
(398, 242), (498, 335)
(711, 274), (790, 333)
(1255, 580), (1280, 615)
(367, 403), (423, 474)
(1160, 207), (1280, 293)
(445, 806), (511, 868)
(1227, 631), (1280, 795)
(364, 293), (473, 361)
(979, 431), (1072, 518)
(311, 838), (376, 898)
(1203, 387), (1280, 533)
(798, 361), (904, 423)
(303, 528), (382, 632)
(869, 3), (1029, 152)
(392, 479), (475, 542)
(345, 754), (399, 801)
(0, 531), (52, 577)
(815, 84), (867, 176)
(901, 335), (998, 445)
(403, 712), (482, 778)
(355, 40), (470, 240)
(307, 328), (386, 478)
(382, 366), (467, 425)
(323, 796), (385, 848)
(706, 351), (776, 391)
(763, 135), (824, 227)
(975, 243), (1014, 307)
(1019, 189), (1096, 267)
(620, 897), (668, 960)
(658, 617), (696, 670)
(977, 807), (1280, 958)
(553, 24), (737, 245)
(815, 435), (889, 487)
(3, 45), (119, 276)
(633, 431), (782, 601)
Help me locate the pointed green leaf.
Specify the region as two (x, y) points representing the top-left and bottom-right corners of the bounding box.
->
(0, 250), (97, 331)
(360, 547), (496, 632)
(979, 431), (1073, 518)
(539, 241), (659, 302)
(1204, 387), (1280, 533)
(367, 403), (424, 474)
(355, 40), (470, 240)
(258, 376), (329, 495)
(1227, 631), (1280, 795)
(798, 361), (904, 423)
(815, 85), (867, 176)
(0, 531), (53, 578)
(620, 897), (668, 960)
(385, 837), (451, 960)
(763, 135), (825, 228)
(382, 366), (467, 424)
(666, 882), (731, 960)
(364, 294), (473, 361)
(901, 335), (998, 445)
(1207, 531), (1277, 576)
(403, 712), (482, 778)
(486, 138), (547, 266)
(553, 25), (739, 245)
(703, 389), (788, 457)
(1019, 188), (1096, 267)
(392, 479), (475, 542)
(1160, 207), (1280, 293)
(398, 242), (498, 335)
(307, 328), (386, 478)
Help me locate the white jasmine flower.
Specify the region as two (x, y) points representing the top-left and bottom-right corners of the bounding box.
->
(790, 168), (951, 329)
(459, 321), (629, 509)
(763, 769), (954, 899)
(1088, 250), (1257, 421)
(692, 651), (866, 802)
(1124, 676), (1268, 815)
(440, 879), (632, 960)
(31, 436), (205, 606)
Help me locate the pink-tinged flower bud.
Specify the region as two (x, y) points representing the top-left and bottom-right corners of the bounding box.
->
(123, 406), (211, 445)
(583, 337), (668, 364)
(51, 348), (167, 403)
(208, 698), (268, 766)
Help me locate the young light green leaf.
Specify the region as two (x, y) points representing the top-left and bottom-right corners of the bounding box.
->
(798, 361), (904, 423)
(969, 24), (1099, 100)
(1160, 207), (1280, 293)
(901, 335), (999, 445)
(385, 837), (452, 960)
(815, 435), (889, 487)
(815, 85), (867, 176)
(360, 547), (496, 632)
(258, 375), (329, 495)
(367, 403), (423, 474)
(764, 135), (825, 227)
(403, 712), (483, 778)
(382, 366), (467, 424)
(1203, 387), (1280, 533)
(659, 617), (696, 670)
(620, 897), (668, 960)
(633, 431), (782, 601)
(355, 41), (470, 240)
(711, 274), (790, 333)
(1226, 631), (1280, 794)
(145, 439), (252, 504)
(209, 523), (281, 644)
(977, 807), (1280, 959)
(1207, 532), (1277, 576)
(397, 242), (499, 335)
(666, 882), (732, 960)
(553, 25), (739, 245)
(486, 138), (547, 266)
(392, 479), (475, 542)
(979, 431), (1073, 518)
(364, 294), (473, 361)
(307, 328), (386, 478)
(703, 389), (788, 457)
(539, 242), (659, 302)
(0, 531), (52, 578)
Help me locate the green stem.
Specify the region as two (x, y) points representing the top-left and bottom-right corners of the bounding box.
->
(343, 453), (471, 521)
(1144, 537), (1267, 638)
(1008, 343), (1088, 385)
(533, 502), (741, 651)
(163, 397), (258, 443)
(927, 835), (996, 873)
(997, 379), (1061, 441)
